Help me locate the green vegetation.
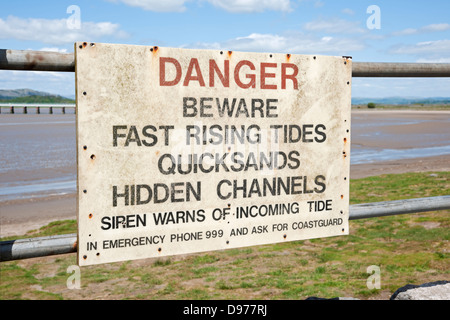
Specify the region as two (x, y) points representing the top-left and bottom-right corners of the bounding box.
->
(350, 172), (449, 204)
(0, 96), (74, 104)
(1, 172), (449, 300)
(0, 220), (77, 242)
(353, 103), (450, 111)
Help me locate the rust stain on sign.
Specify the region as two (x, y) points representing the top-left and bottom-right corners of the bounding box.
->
(75, 42), (352, 266)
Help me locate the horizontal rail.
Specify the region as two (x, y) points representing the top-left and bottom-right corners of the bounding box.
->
(349, 195), (450, 220)
(0, 104), (75, 114)
(1, 49), (450, 77)
(352, 62), (450, 77)
(0, 103), (74, 108)
(0, 234), (77, 262)
(0, 49), (75, 72)
(1, 195), (449, 262)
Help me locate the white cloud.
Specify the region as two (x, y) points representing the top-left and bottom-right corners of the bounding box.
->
(341, 8), (355, 15)
(391, 39), (450, 55)
(422, 23), (450, 32)
(185, 31), (365, 55)
(416, 57), (450, 63)
(38, 47), (69, 53)
(106, 0), (189, 12)
(0, 16), (129, 45)
(206, 0), (292, 13)
(107, 0), (292, 12)
(389, 39), (450, 63)
(352, 78), (450, 99)
(392, 28), (417, 36)
(304, 17), (365, 34)
(392, 23), (450, 36)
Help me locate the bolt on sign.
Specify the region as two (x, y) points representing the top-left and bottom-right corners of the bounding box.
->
(75, 42), (352, 266)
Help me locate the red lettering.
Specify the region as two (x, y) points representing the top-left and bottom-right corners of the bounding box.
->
(159, 56), (299, 90)
(234, 60), (256, 89)
(281, 63), (299, 90)
(183, 58), (205, 87)
(159, 57), (182, 86)
(261, 62), (277, 89)
(209, 59), (229, 88)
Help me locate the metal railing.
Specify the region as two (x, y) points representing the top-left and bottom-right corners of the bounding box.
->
(2, 49), (450, 77)
(0, 103), (75, 114)
(1, 48), (450, 262)
(2, 196), (449, 262)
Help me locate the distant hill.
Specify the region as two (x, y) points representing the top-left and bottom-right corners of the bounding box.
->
(0, 89), (74, 103)
(1, 89), (448, 106)
(352, 97), (450, 105)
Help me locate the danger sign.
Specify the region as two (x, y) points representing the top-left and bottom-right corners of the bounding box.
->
(75, 42), (352, 266)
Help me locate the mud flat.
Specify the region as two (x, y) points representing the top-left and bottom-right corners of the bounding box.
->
(1, 111), (449, 237)
(350, 110), (450, 178)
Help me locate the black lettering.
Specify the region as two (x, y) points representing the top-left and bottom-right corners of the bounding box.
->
(209, 125), (223, 145)
(216, 98), (237, 117)
(215, 153), (229, 172)
(186, 125), (200, 145)
(200, 97), (213, 117)
(199, 153), (215, 173)
(159, 125), (174, 146)
(235, 99), (249, 117)
(158, 154), (176, 175)
(113, 185), (129, 207)
(266, 99), (278, 117)
(217, 179), (232, 200)
(302, 124), (314, 143)
(251, 99), (264, 117)
(288, 150), (300, 169)
(101, 216), (111, 230)
(289, 125), (301, 143)
(314, 175), (326, 193)
(247, 124), (260, 144)
(137, 184), (152, 205)
(315, 124), (327, 143)
(113, 125), (127, 147)
(124, 125), (141, 146)
(183, 97), (197, 117)
(186, 181), (201, 202)
(291, 176), (302, 194)
(230, 152), (245, 172)
(142, 125), (157, 147)
(154, 183), (169, 203)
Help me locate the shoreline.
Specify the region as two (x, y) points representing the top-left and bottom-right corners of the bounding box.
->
(1, 154), (449, 237)
(1, 110), (449, 238)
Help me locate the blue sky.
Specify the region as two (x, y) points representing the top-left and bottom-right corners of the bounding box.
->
(1, 0), (449, 98)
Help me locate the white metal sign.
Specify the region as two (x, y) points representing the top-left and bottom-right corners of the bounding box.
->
(75, 42), (352, 266)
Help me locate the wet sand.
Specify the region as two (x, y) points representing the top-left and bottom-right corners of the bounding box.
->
(350, 110), (450, 178)
(1, 110), (449, 237)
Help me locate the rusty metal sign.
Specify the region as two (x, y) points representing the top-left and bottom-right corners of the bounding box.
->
(75, 42), (352, 266)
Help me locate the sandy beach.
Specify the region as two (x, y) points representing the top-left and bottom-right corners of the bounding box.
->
(1, 110), (449, 237)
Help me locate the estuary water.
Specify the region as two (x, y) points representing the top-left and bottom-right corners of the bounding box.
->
(0, 111), (449, 202)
